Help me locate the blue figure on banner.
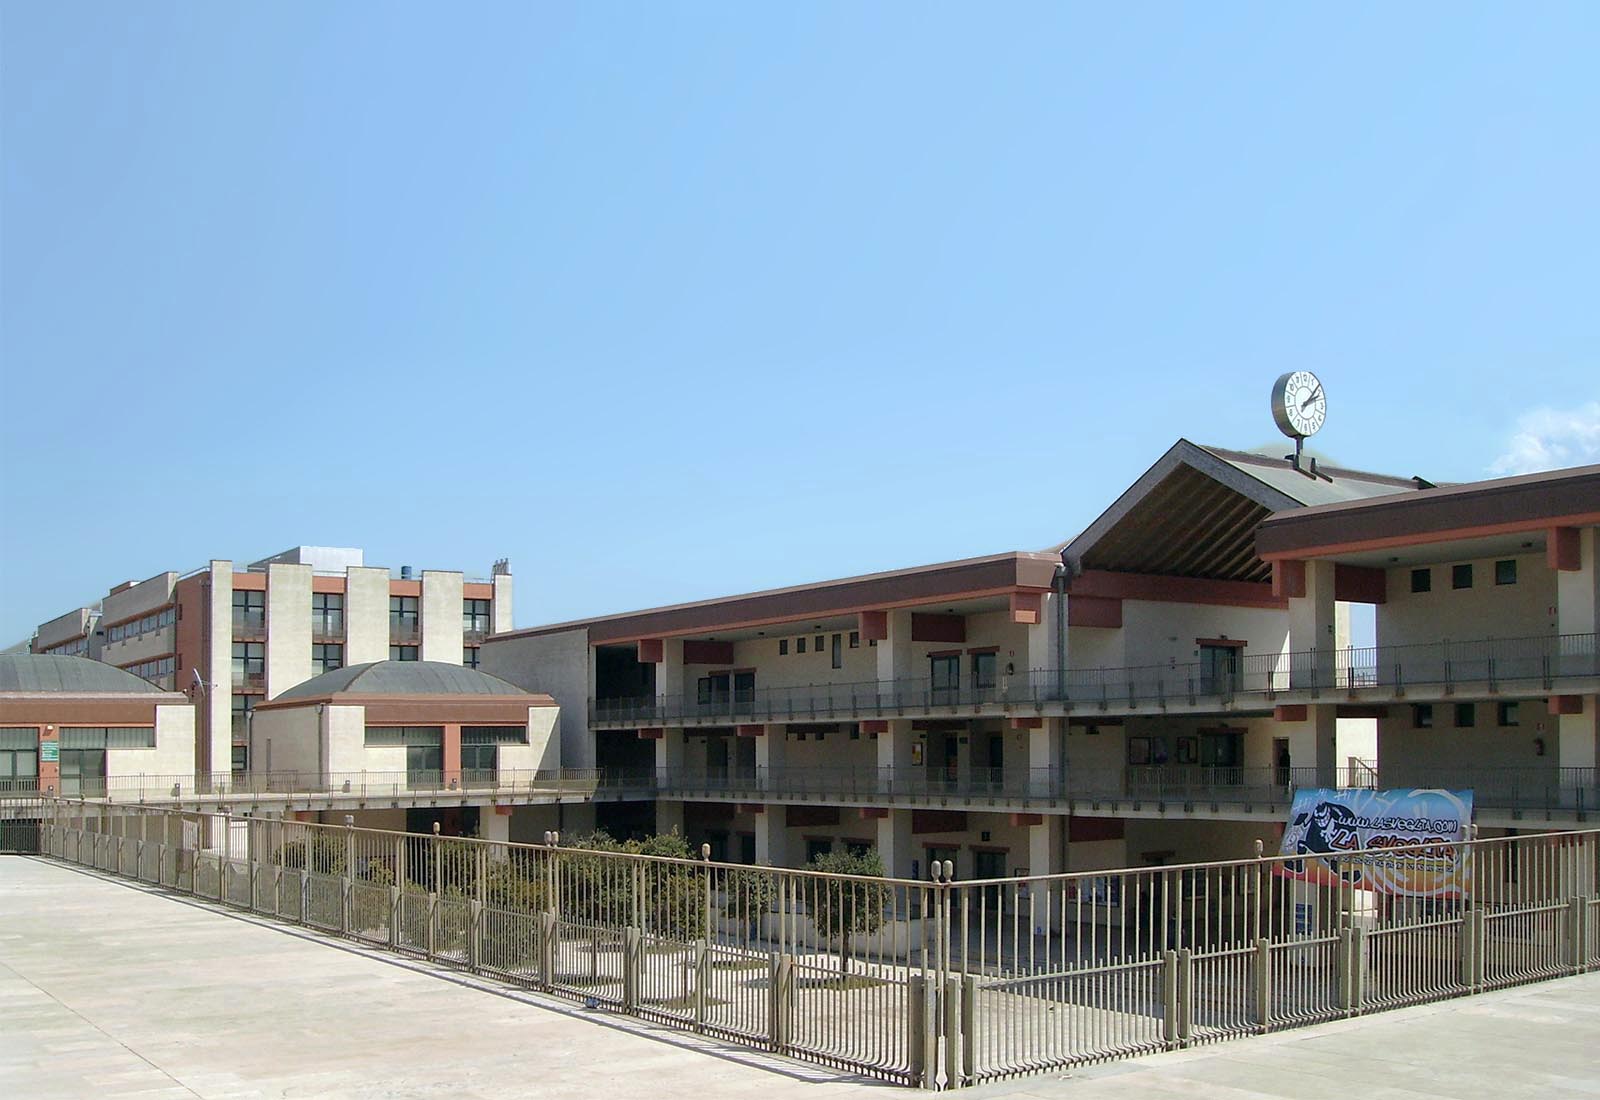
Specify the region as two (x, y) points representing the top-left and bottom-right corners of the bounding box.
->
(1282, 800), (1364, 884)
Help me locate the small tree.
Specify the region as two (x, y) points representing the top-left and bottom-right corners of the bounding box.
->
(804, 848), (891, 977)
(723, 865), (780, 942)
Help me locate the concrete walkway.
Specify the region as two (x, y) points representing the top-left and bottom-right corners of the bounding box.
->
(2, 856), (1597, 1100)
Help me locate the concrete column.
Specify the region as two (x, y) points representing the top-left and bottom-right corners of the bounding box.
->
(1286, 704), (1339, 788)
(755, 806), (789, 868)
(876, 610), (914, 684)
(265, 563), (313, 700)
(205, 562), (233, 785)
(1556, 528), (1599, 771)
(482, 807), (510, 846)
(875, 809), (914, 879)
(1029, 719), (1064, 798)
(656, 639), (684, 705)
(878, 718), (915, 792)
(654, 729), (683, 785)
(1287, 560), (1337, 689)
(755, 727), (784, 774)
(420, 570), (465, 664)
(344, 566), (390, 666)
(656, 799), (685, 837)
(1028, 816), (1062, 927)
(491, 573), (514, 635)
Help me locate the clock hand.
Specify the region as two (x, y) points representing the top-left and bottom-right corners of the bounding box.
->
(1301, 385), (1321, 411)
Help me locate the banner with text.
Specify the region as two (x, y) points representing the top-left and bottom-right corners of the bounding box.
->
(1276, 787), (1474, 898)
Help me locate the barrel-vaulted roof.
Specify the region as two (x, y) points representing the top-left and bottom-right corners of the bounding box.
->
(273, 661), (529, 701)
(0, 653), (166, 695)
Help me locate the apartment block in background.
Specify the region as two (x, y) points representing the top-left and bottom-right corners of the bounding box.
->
(30, 547), (513, 782)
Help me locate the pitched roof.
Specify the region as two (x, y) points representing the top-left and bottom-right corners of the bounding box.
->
(272, 660), (529, 701)
(0, 653), (166, 694)
(1056, 440), (1420, 583)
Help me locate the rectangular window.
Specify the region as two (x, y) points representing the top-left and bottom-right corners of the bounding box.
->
(805, 838), (833, 863)
(779, 639), (788, 656)
(930, 654), (960, 703)
(1452, 563), (1473, 589)
(61, 727), (156, 749)
(697, 672), (730, 707)
(389, 645), (418, 661)
(231, 744), (248, 773)
(814, 635), (824, 653)
(364, 725), (445, 746)
(390, 595), (420, 641)
(1495, 559), (1517, 586)
(1455, 702), (1476, 728)
(796, 637), (806, 654)
(972, 651), (998, 691)
(231, 642), (265, 686)
(1410, 568), (1431, 593)
(831, 633), (843, 670)
(463, 597), (491, 637)
(463, 646), (480, 668)
(311, 593), (344, 637)
(1498, 701), (1520, 726)
(1413, 703), (1434, 729)
(231, 590), (265, 632)
(460, 742), (496, 775)
(1199, 644), (1242, 695)
(230, 694), (254, 738)
(313, 643), (343, 674)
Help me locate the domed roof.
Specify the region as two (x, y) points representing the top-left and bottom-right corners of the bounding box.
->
(0, 653), (167, 694)
(273, 660), (528, 701)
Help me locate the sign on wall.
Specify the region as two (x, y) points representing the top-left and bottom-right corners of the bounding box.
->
(1277, 787), (1474, 898)
(40, 741), (59, 763)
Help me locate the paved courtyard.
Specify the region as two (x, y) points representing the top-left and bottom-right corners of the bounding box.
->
(2, 855), (1597, 1100)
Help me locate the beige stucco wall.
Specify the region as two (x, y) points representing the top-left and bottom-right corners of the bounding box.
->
(491, 574), (514, 634)
(1378, 551), (1555, 648)
(249, 706), (321, 776)
(102, 572), (178, 625)
(324, 704), (375, 776)
(265, 563), (313, 699)
(420, 570), (464, 663)
(479, 627), (593, 769)
(344, 566), (390, 666)
(206, 562), (233, 781)
(102, 702), (196, 783)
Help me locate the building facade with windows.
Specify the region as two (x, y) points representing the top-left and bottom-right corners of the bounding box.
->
(0, 654), (196, 800)
(481, 443), (1600, 882)
(30, 547), (513, 784)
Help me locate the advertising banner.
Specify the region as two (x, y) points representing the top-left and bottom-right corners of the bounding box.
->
(1276, 787), (1474, 898)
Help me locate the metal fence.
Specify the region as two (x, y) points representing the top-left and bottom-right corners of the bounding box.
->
(13, 803), (1599, 1089)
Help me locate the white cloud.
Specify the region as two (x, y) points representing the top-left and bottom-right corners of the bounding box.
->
(1490, 401), (1600, 476)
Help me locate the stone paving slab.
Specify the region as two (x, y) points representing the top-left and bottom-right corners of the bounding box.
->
(3, 855), (1598, 1100)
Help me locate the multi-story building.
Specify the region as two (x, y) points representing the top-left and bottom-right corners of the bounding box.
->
(481, 442), (1599, 880)
(30, 547), (513, 783)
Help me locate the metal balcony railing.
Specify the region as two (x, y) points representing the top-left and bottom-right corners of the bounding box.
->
(588, 763), (1596, 815)
(389, 619), (421, 644)
(590, 632), (1600, 724)
(231, 609), (266, 638)
(234, 668), (266, 691)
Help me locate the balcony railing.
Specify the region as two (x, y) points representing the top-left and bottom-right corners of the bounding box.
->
(231, 609), (266, 638)
(234, 668), (266, 691)
(390, 619), (421, 644)
(21, 769), (599, 803)
(591, 632), (1600, 724)
(592, 763), (1597, 815)
(311, 613), (345, 641)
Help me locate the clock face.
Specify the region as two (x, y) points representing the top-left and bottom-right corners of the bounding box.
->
(1271, 370), (1327, 439)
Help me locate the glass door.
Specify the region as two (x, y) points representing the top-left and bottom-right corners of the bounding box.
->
(59, 748), (106, 798)
(930, 655), (960, 705)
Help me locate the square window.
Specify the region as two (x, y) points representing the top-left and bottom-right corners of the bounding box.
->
(1452, 564), (1473, 589)
(1498, 701), (1520, 727)
(1454, 702), (1475, 728)
(1495, 559), (1517, 586)
(796, 637), (806, 654)
(779, 639), (788, 656)
(1410, 568), (1431, 594)
(1413, 703), (1433, 729)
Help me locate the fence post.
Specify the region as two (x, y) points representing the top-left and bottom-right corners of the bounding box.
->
(1349, 926), (1367, 1011)
(769, 952), (794, 1056)
(1178, 947), (1194, 1045)
(470, 899), (484, 972)
(1568, 896), (1588, 974)
(218, 811), (230, 904)
(1162, 949), (1180, 1048)
(341, 816), (354, 936)
(1336, 927), (1354, 1013)
(1459, 906), (1479, 990)
(541, 910), (558, 987)
(1254, 937), (1272, 1033)
(943, 973), (963, 1087)
(301, 826), (313, 922)
(623, 925), (642, 1011)
(961, 973), (977, 1087)
(908, 978), (934, 1087)
(693, 939), (709, 1028)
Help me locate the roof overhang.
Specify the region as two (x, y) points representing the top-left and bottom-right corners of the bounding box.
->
(1256, 464), (1600, 562)
(254, 692), (555, 724)
(492, 552), (1060, 645)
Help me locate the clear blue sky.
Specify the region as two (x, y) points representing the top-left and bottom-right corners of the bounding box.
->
(2, 3), (1597, 644)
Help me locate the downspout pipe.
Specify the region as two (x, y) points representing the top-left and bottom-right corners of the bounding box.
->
(1054, 555), (1070, 698)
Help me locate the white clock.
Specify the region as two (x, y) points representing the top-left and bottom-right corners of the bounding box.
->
(1271, 370), (1327, 439)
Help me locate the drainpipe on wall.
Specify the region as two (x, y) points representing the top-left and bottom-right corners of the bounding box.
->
(1054, 557), (1070, 698)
